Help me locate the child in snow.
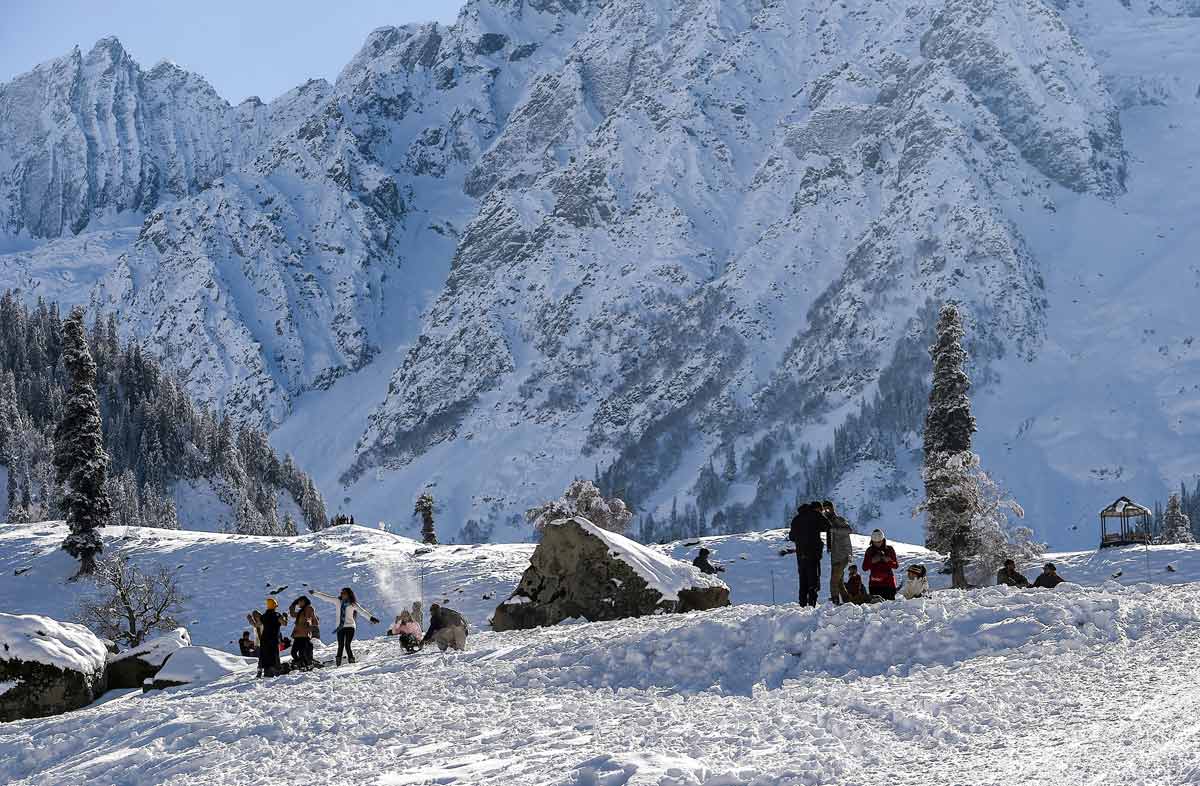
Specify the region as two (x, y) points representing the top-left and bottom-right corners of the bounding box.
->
(901, 564), (929, 599)
(238, 630), (258, 657)
(251, 598), (287, 677)
(845, 565), (870, 604)
(423, 603), (469, 651)
(312, 587), (379, 666)
(862, 529), (899, 601)
(288, 595), (318, 670)
(391, 610), (423, 653)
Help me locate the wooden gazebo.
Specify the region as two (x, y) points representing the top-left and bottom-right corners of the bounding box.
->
(1099, 496), (1152, 548)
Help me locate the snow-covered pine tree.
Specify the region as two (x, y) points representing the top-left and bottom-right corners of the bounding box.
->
(1159, 493), (1194, 544)
(922, 303), (977, 586)
(415, 492), (436, 544)
(54, 306), (112, 576)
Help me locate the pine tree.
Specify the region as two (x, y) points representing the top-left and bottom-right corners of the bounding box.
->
(1159, 493), (1194, 544)
(54, 307), (111, 576)
(415, 492), (437, 544)
(922, 303), (977, 587)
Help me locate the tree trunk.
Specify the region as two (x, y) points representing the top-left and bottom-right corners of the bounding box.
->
(950, 530), (968, 589)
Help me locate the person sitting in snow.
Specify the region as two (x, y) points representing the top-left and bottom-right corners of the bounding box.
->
(996, 559), (1031, 588)
(845, 565), (871, 604)
(390, 610), (423, 653)
(862, 529), (899, 601)
(692, 547), (724, 575)
(900, 564), (929, 599)
(251, 598), (287, 677)
(1033, 563), (1064, 589)
(424, 603), (469, 651)
(238, 630), (258, 658)
(312, 587), (380, 666)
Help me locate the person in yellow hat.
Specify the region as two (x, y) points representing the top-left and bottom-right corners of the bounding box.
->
(251, 597), (287, 677)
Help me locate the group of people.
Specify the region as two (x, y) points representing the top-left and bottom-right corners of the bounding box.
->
(242, 586), (471, 678)
(777, 499), (1066, 606)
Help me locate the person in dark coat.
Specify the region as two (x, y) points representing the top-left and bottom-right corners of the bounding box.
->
(252, 598), (287, 677)
(1033, 563), (1064, 589)
(823, 501), (853, 604)
(862, 529), (899, 600)
(238, 630), (258, 658)
(997, 559), (1031, 588)
(788, 502), (828, 607)
(845, 565), (870, 605)
(692, 548), (724, 575)
(424, 603), (469, 651)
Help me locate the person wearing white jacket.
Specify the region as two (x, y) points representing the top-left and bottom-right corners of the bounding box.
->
(900, 564), (929, 600)
(312, 587), (379, 665)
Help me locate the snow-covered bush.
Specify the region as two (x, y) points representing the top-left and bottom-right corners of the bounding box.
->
(526, 480), (632, 535)
(76, 554), (187, 648)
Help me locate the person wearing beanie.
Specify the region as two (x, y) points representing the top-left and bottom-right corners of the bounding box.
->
(900, 563), (929, 599)
(251, 596), (288, 677)
(862, 529), (899, 600)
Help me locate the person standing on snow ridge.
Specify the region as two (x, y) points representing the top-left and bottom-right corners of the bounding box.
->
(823, 500), (853, 605)
(788, 502), (828, 607)
(424, 603), (469, 651)
(692, 547), (724, 575)
(252, 598), (287, 677)
(1033, 563), (1064, 589)
(862, 529), (899, 601)
(288, 595), (318, 670)
(312, 587), (379, 666)
(996, 559), (1031, 588)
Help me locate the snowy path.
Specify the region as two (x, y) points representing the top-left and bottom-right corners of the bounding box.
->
(3, 583), (1199, 786)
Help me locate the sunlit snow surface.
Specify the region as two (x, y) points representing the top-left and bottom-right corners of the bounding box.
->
(1, 522), (1199, 784)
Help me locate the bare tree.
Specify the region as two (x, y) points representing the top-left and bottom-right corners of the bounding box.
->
(77, 554), (187, 648)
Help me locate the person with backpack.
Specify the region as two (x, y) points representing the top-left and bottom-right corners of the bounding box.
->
(312, 587), (379, 666)
(862, 529), (899, 600)
(823, 501), (853, 604)
(423, 603), (469, 651)
(251, 598), (287, 677)
(288, 595), (319, 670)
(788, 502), (828, 606)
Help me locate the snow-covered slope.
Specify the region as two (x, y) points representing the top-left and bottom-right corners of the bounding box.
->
(1, 520), (1199, 785)
(2, 1), (1199, 547)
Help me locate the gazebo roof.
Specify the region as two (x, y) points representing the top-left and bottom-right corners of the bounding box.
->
(1100, 496), (1153, 519)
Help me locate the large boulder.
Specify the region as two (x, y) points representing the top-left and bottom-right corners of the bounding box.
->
(0, 613), (109, 721)
(145, 646), (256, 692)
(491, 517), (730, 631)
(106, 628), (191, 689)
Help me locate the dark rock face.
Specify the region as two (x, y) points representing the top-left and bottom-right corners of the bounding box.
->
(491, 517), (729, 631)
(105, 629), (190, 689)
(0, 657), (106, 722)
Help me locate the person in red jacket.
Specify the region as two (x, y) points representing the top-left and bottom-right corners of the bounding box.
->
(862, 529), (899, 600)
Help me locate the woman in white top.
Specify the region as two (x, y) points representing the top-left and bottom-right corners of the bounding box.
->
(900, 564), (929, 600)
(312, 587), (379, 665)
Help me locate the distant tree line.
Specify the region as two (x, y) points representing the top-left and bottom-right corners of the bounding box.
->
(0, 292), (327, 534)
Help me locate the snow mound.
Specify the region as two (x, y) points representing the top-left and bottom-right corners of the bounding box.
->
(109, 627), (190, 668)
(0, 613), (107, 675)
(564, 517), (727, 601)
(151, 646), (255, 689)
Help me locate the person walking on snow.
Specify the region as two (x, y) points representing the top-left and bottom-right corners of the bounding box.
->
(1033, 563), (1064, 589)
(251, 598), (287, 677)
(424, 603), (469, 651)
(288, 595), (318, 670)
(997, 559), (1031, 588)
(862, 529), (899, 600)
(789, 502), (828, 607)
(692, 547), (724, 575)
(824, 500), (853, 604)
(900, 564), (929, 599)
(312, 587), (379, 666)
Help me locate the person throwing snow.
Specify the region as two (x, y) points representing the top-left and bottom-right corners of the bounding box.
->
(312, 587), (379, 666)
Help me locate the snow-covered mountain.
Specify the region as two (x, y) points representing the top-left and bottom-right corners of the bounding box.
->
(2, 0), (1199, 547)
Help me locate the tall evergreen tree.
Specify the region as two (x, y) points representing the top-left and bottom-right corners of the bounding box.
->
(1159, 493), (1194, 544)
(415, 493), (437, 544)
(54, 307), (111, 575)
(922, 303), (977, 587)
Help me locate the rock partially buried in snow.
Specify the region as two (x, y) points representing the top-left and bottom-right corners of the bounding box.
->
(106, 628), (191, 689)
(0, 612), (109, 721)
(145, 646), (256, 692)
(491, 517), (730, 631)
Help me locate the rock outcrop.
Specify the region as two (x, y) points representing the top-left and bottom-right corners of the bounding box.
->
(491, 517), (729, 631)
(0, 613), (109, 721)
(105, 628), (191, 690)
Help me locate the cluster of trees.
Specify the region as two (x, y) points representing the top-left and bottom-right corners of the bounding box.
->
(1152, 490), (1197, 544)
(0, 293), (327, 539)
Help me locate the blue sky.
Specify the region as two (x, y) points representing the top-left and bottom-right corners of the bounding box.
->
(0, 0), (465, 103)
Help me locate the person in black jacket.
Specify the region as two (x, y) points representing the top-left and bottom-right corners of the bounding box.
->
(424, 603), (469, 651)
(237, 630), (258, 658)
(251, 598), (287, 677)
(1033, 563), (1065, 588)
(692, 548), (724, 575)
(788, 502), (828, 607)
